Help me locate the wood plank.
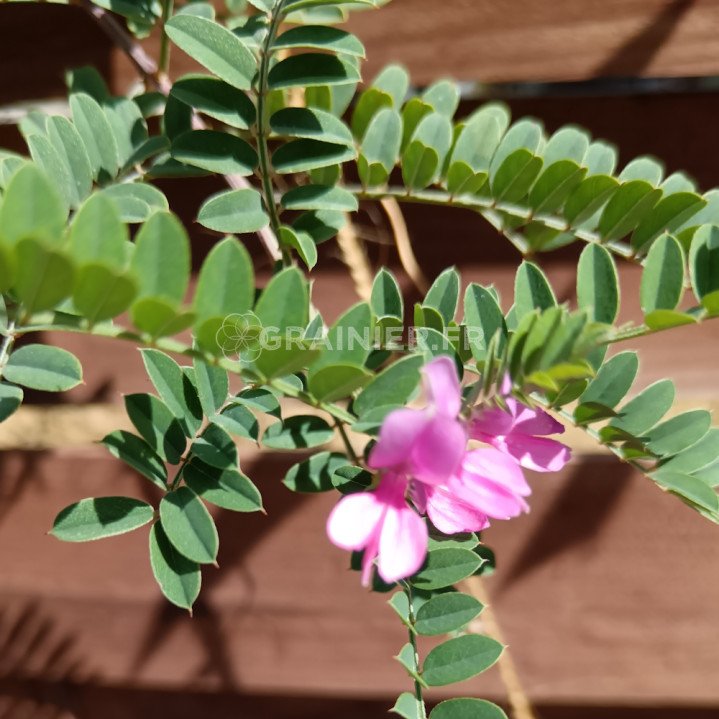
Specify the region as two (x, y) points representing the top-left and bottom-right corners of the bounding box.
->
(346, 0), (719, 84)
(0, 449), (717, 704)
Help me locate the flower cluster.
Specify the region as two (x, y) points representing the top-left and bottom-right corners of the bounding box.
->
(327, 357), (571, 586)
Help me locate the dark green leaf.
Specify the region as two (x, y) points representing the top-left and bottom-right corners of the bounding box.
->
(646, 410), (712, 457)
(171, 75), (256, 129)
(149, 521), (201, 610)
(183, 460), (263, 512)
(197, 188), (269, 233)
(262, 415), (334, 449)
(172, 130), (258, 175)
(160, 485), (219, 563)
(268, 53), (360, 89)
(415, 592), (483, 636)
(283, 450), (347, 492)
(101, 430), (168, 490)
(411, 548), (482, 590)
(430, 699), (508, 719)
(353, 354), (423, 417)
(640, 233), (684, 313)
(577, 244), (619, 323)
(422, 635), (503, 686)
(124, 393), (187, 463)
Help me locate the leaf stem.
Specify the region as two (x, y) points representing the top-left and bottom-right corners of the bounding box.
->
(334, 418), (361, 465)
(256, 0), (291, 266)
(403, 582), (428, 719)
(158, 0), (175, 78)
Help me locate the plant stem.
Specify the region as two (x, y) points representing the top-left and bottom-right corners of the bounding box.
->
(334, 418), (361, 465)
(158, 0), (174, 77)
(256, 0), (291, 266)
(347, 185), (637, 264)
(403, 583), (427, 719)
(0, 318), (17, 380)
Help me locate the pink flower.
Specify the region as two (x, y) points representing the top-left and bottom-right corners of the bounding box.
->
(412, 447), (531, 534)
(368, 356), (466, 485)
(326, 472), (428, 586)
(471, 397), (571, 473)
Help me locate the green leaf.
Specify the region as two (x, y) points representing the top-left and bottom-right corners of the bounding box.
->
(271, 106), (353, 146)
(131, 211), (190, 303)
(308, 363), (373, 402)
(311, 302), (373, 371)
(463, 283), (506, 361)
(371, 267), (403, 319)
(100, 182), (169, 223)
(191, 422), (237, 469)
(576, 243), (619, 324)
(415, 592), (484, 636)
(653, 471), (719, 515)
(262, 415), (334, 449)
(149, 522), (201, 611)
(198, 188), (269, 235)
(632, 192), (705, 252)
(491, 148), (543, 203)
(268, 53), (360, 89)
(359, 107), (402, 186)
(160, 486), (219, 563)
(657, 428), (719, 475)
(183, 460), (263, 512)
(619, 156), (663, 184)
(578, 351), (638, 409)
(234, 387), (281, 419)
(372, 64), (409, 107)
(70, 193), (127, 268)
(430, 699), (508, 719)
(283, 450), (347, 492)
(4, 344), (82, 392)
(141, 349), (203, 435)
(193, 357), (229, 417)
(514, 261), (556, 320)
(609, 379), (675, 436)
(171, 130), (258, 175)
(272, 139), (355, 174)
(280, 226), (318, 270)
(130, 298), (195, 338)
(400, 98), (433, 152)
(644, 309), (697, 330)
(124, 393), (187, 464)
(0, 164), (66, 245)
(422, 635), (503, 686)
(0, 382), (23, 422)
(640, 233), (684, 313)
(423, 79), (460, 117)
(281, 184), (358, 212)
(353, 354), (423, 417)
(104, 97), (148, 166)
(101, 430), (167, 490)
(75, 266), (137, 324)
(52, 497), (154, 542)
(411, 548), (482, 590)
(26, 133), (75, 212)
(563, 174), (620, 227)
(214, 403), (259, 442)
(273, 25), (365, 56)
(165, 15), (256, 90)
(46, 116), (93, 206)
(352, 87), (393, 140)
(193, 236), (254, 325)
(597, 180), (661, 241)
(391, 692), (423, 719)
(689, 224), (719, 301)
(425, 268), (460, 324)
(171, 75), (256, 129)
(646, 410), (712, 457)
(69, 93), (120, 181)
(13, 238), (75, 314)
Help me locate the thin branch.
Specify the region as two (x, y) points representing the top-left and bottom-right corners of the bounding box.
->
(75, 0), (282, 262)
(464, 577), (537, 719)
(380, 197), (429, 293)
(336, 216), (374, 301)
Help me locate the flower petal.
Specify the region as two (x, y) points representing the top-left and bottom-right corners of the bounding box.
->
(368, 408), (430, 470)
(377, 504), (428, 583)
(422, 356), (462, 417)
(506, 398), (565, 436)
(463, 448), (531, 496)
(411, 414), (467, 485)
(326, 492), (384, 551)
(470, 406), (515, 439)
(425, 485), (490, 534)
(500, 434), (571, 472)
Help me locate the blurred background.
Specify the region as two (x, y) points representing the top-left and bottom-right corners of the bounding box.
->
(1, 1), (719, 717)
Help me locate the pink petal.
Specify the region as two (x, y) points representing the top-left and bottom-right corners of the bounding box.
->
(500, 372), (512, 397)
(506, 398), (565, 436)
(326, 492), (384, 551)
(377, 504), (428, 583)
(422, 356), (462, 418)
(411, 414), (467, 485)
(425, 485), (490, 534)
(463, 448), (531, 496)
(368, 408), (430, 470)
(499, 434), (571, 473)
(470, 406), (515, 439)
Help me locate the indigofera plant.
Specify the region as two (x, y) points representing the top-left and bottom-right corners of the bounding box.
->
(1, 0), (719, 715)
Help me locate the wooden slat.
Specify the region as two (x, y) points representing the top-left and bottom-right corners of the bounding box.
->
(0, 449), (717, 704)
(346, 0), (719, 84)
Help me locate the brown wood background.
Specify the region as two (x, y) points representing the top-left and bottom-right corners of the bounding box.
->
(2, 2), (719, 718)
